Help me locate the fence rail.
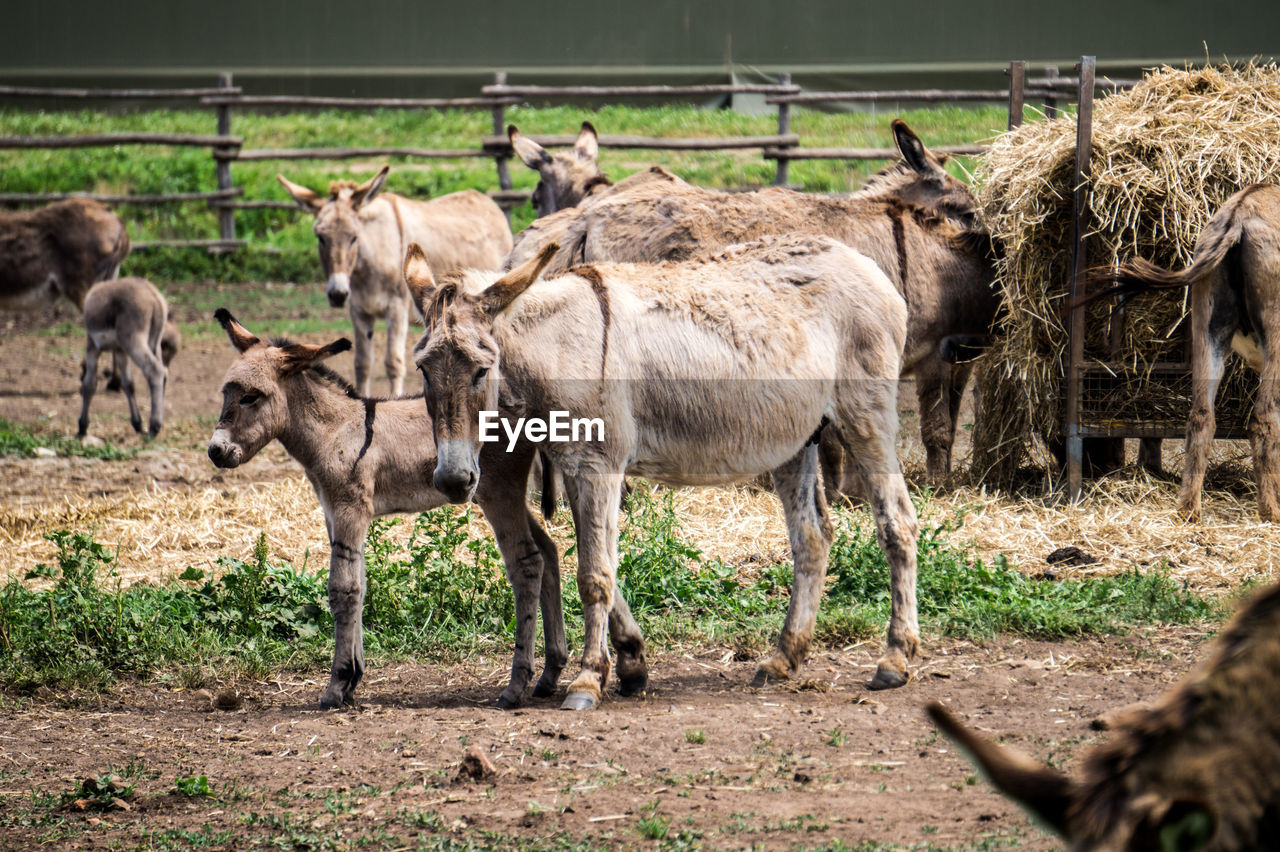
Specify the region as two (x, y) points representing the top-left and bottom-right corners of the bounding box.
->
(0, 62), (1128, 248)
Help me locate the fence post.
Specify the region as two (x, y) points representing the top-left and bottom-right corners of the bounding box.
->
(491, 71), (513, 224)
(1065, 56), (1095, 499)
(1043, 65), (1060, 118)
(1006, 60), (1026, 130)
(773, 72), (792, 186)
(214, 72), (236, 245)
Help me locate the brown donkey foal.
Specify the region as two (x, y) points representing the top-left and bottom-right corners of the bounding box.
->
(1087, 183), (1280, 522)
(408, 235), (919, 711)
(78, 277), (179, 439)
(207, 310), (566, 708)
(929, 578), (1280, 851)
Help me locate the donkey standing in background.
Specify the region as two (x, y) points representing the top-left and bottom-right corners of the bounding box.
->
(78, 277), (179, 439)
(207, 309), (567, 709)
(407, 234), (919, 711)
(504, 120), (1000, 485)
(278, 166), (513, 397)
(509, 122), (611, 218)
(1, 198), (130, 312)
(1085, 183), (1280, 523)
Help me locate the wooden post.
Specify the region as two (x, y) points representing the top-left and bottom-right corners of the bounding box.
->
(1006, 60), (1026, 130)
(492, 72), (513, 224)
(214, 72), (236, 245)
(1065, 56), (1095, 499)
(1043, 65), (1060, 118)
(774, 72), (792, 186)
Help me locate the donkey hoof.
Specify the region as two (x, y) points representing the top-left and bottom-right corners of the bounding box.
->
(618, 672), (648, 697)
(532, 677), (559, 699)
(560, 691), (599, 711)
(749, 667), (788, 689)
(868, 664), (910, 691)
(318, 690), (347, 709)
(496, 691), (523, 710)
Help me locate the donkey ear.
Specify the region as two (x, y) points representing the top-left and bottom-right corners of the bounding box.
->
(892, 119), (942, 175)
(276, 174), (325, 213)
(352, 165), (390, 209)
(214, 308), (262, 352)
(278, 338), (353, 376)
(481, 242), (559, 317)
(402, 242), (438, 310)
(926, 703), (1076, 837)
(574, 121), (599, 162)
(510, 125), (553, 170)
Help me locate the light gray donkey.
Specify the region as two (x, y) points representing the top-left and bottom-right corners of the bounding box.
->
(408, 234), (920, 711)
(277, 166), (513, 397)
(207, 309), (567, 708)
(78, 277), (178, 439)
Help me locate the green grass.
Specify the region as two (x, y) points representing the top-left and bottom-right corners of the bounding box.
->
(0, 487), (1222, 693)
(0, 103), (1010, 284)
(0, 417), (137, 460)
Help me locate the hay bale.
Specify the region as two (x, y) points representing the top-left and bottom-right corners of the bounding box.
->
(972, 62), (1280, 486)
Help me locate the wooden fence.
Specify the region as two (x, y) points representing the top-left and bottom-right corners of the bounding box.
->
(0, 64), (1135, 252)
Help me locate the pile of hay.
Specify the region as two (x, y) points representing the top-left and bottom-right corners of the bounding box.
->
(972, 61), (1280, 486)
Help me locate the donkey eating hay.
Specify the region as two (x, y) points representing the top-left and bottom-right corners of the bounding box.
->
(407, 235), (920, 711)
(207, 309), (567, 708)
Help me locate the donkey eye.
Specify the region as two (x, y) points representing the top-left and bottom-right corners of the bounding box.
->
(240, 392), (262, 407)
(473, 367), (489, 387)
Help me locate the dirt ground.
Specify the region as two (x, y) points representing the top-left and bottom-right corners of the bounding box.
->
(0, 287), (1264, 849)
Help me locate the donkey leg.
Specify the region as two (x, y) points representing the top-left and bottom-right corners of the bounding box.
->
(322, 520), (369, 708)
(77, 341), (101, 438)
(488, 500), (552, 708)
(115, 354), (144, 434)
(385, 300), (409, 398)
(837, 381), (920, 689)
(915, 357), (954, 485)
(529, 513), (569, 698)
(1180, 280), (1234, 522)
(608, 586), (648, 696)
(1252, 349), (1280, 521)
(125, 338), (167, 438)
(561, 472), (624, 711)
(753, 443), (833, 686)
(350, 308), (375, 398)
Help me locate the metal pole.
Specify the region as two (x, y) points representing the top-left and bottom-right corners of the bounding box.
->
(215, 72), (236, 244)
(774, 72), (792, 186)
(1006, 60), (1026, 130)
(1065, 56), (1095, 498)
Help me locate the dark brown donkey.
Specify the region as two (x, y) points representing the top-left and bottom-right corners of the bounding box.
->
(1085, 183), (1280, 522)
(930, 577), (1280, 851)
(1, 198), (130, 312)
(207, 310), (566, 708)
(505, 120), (1000, 484)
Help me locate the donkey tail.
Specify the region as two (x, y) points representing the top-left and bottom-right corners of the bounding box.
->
(538, 450), (557, 521)
(1078, 191), (1251, 309)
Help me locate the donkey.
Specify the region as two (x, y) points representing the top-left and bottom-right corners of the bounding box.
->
(407, 234), (920, 711)
(1, 198), (130, 312)
(206, 309), (568, 709)
(277, 166), (513, 397)
(1085, 184), (1280, 522)
(78, 277), (178, 439)
(504, 120), (999, 485)
(928, 578), (1280, 851)
(509, 122), (610, 217)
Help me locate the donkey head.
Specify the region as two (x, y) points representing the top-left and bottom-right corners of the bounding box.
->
(509, 122), (609, 217)
(860, 120), (982, 229)
(208, 308), (352, 469)
(277, 166), (390, 309)
(407, 241), (559, 502)
(160, 319), (182, 368)
(927, 703), (1219, 852)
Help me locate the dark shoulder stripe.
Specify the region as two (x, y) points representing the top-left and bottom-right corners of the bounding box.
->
(569, 264), (610, 378)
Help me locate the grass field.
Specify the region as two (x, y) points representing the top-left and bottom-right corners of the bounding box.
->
(0, 103), (1011, 283)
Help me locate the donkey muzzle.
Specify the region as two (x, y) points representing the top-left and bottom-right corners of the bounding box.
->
(433, 439), (479, 502)
(326, 273), (351, 309)
(207, 431), (244, 469)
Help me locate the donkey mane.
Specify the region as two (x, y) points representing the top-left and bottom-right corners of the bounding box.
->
(875, 198), (997, 262)
(327, 179), (360, 197)
(855, 162), (929, 200)
(582, 174), (614, 195)
(423, 280), (462, 331)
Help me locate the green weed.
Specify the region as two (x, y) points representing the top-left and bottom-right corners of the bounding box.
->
(0, 418), (135, 461)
